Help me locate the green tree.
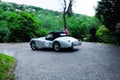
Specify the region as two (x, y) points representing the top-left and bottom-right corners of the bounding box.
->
(95, 0), (120, 31)
(0, 9), (11, 42)
(6, 11), (41, 42)
(67, 14), (102, 40)
(96, 25), (116, 44)
(0, 21), (10, 42)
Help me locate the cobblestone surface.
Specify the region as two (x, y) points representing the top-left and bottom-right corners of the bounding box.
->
(0, 42), (120, 80)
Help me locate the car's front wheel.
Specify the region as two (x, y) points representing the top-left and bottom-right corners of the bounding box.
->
(53, 42), (61, 51)
(30, 41), (37, 50)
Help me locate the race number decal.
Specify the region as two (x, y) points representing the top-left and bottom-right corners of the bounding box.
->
(45, 42), (49, 47)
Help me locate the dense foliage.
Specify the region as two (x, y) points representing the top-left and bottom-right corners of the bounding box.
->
(8, 12), (41, 42)
(96, 25), (117, 44)
(0, 1), (117, 44)
(95, 0), (120, 32)
(95, 0), (120, 44)
(0, 9), (41, 42)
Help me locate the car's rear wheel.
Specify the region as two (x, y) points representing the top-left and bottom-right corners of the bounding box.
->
(30, 41), (37, 50)
(53, 42), (61, 51)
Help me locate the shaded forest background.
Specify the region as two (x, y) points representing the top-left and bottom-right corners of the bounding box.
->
(0, 1), (117, 44)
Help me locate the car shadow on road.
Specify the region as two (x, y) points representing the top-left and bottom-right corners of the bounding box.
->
(58, 48), (80, 53)
(35, 48), (80, 53)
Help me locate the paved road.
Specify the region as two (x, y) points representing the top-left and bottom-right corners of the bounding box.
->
(0, 42), (120, 80)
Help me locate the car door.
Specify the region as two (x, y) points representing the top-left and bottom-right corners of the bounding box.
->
(44, 33), (54, 48)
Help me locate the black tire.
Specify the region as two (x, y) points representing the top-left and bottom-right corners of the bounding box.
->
(69, 43), (73, 49)
(69, 46), (73, 50)
(30, 41), (37, 50)
(53, 42), (61, 51)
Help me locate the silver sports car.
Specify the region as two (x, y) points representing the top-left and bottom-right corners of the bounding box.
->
(30, 31), (81, 51)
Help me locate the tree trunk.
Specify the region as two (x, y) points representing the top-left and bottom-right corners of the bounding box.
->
(63, 0), (67, 29)
(63, 0), (73, 29)
(63, 7), (67, 29)
(67, 0), (73, 17)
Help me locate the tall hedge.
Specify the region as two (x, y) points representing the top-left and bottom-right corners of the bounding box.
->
(6, 11), (41, 42)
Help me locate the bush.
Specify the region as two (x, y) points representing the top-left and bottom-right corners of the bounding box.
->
(69, 25), (92, 41)
(35, 28), (48, 37)
(0, 21), (10, 42)
(96, 25), (117, 44)
(6, 11), (41, 42)
(69, 26), (82, 40)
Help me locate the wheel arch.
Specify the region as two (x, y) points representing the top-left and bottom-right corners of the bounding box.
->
(30, 40), (38, 50)
(30, 40), (36, 45)
(53, 41), (61, 47)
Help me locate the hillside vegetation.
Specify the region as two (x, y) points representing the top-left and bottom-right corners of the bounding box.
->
(0, 1), (117, 44)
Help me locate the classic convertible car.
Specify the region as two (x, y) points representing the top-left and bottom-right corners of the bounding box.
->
(30, 31), (81, 51)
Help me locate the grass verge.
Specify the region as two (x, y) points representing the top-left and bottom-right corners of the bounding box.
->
(0, 53), (16, 80)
